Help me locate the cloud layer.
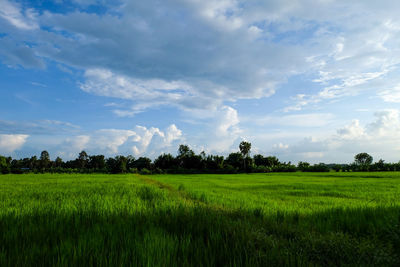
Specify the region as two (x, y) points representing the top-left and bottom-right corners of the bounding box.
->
(2, 1), (400, 162)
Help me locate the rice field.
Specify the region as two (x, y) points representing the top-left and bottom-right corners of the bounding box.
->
(1, 172), (400, 266)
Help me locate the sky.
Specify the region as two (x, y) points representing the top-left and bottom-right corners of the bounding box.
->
(1, 0), (400, 163)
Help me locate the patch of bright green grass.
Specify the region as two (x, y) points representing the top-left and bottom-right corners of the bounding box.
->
(1, 172), (400, 266)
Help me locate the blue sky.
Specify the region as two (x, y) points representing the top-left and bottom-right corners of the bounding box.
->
(1, 0), (400, 163)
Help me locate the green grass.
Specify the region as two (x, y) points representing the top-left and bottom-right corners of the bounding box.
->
(1, 172), (400, 266)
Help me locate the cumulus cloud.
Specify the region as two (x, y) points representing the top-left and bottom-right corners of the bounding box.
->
(336, 120), (364, 140)
(273, 110), (400, 163)
(192, 105), (243, 153)
(92, 129), (136, 154)
(165, 124), (183, 145)
(55, 124), (184, 158)
(0, 134), (29, 154)
(58, 135), (91, 159)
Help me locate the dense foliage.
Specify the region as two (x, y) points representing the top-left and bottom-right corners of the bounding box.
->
(1, 143), (399, 174)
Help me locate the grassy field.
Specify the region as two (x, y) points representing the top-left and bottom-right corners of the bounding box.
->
(1, 172), (400, 266)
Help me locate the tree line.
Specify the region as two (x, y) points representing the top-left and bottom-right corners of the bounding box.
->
(0, 142), (398, 174)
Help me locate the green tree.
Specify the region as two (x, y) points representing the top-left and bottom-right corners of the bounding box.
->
(154, 153), (176, 170)
(253, 154), (265, 166)
(0, 156), (10, 174)
(106, 156), (128, 173)
(239, 141), (251, 170)
(205, 155), (224, 170)
(134, 157), (152, 171)
(40, 150), (50, 171)
(354, 152), (373, 171)
(239, 141), (251, 158)
(226, 152), (243, 170)
(29, 156), (38, 171)
(54, 157), (63, 168)
(178, 144), (194, 158)
(265, 156), (280, 167)
(375, 159), (385, 171)
(77, 150), (89, 169)
(177, 144), (201, 169)
(297, 161), (310, 172)
(88, 155), (106, 170)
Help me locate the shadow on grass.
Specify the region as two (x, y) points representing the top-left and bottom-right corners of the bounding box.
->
(0, 205), (399, 267)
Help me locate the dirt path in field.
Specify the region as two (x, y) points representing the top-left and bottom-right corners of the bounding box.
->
(137, 175), (224, 208)
(137, 174), (176, 192)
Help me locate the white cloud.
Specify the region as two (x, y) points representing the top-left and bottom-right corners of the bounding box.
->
(247, 113), (335, 127)
(5, 1), (400, 162)
(5, 0), (400, 111)
(366, 110), (400, 136)
(379, 85), (400, 103)
(165, 124), (182, 145)
(0, 134), (28, 154)
(181, 0), (243, 31)
(273, 110), (400, 163)
(6, 0), (400, 115)
(203, 106), (242, 152)
(93, 129), (137, 154)
(59, 135), (91, 158)
(70, 135), (90, 150)
(0, 0), (38, 30)
(215, 106), (240, 137)
(273, 143), (289, 150)
(80, 68), (202, 113)
(130, 126), (164, 156)
(336, 120), (364, 140)
(69, 124), (185, 157)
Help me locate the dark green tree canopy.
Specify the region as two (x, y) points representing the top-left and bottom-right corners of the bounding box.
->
(354, 153), (373, 165)
(239, 141), (251, 158)
(226, 152), (243, 169)
(78, 151), (89, 169)
(178, 145), (194, 158)
(40, 151), (50, 162)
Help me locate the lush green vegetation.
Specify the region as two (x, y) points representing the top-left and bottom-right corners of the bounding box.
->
(2, 143), (399, 175)
(1, 172), (400, 266)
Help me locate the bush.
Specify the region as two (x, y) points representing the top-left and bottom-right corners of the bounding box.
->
(129, 168), (138, 174)
(139, 168), (152, 175)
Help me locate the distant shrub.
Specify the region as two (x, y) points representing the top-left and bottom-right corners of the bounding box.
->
(139, 168), (152, 175)
(152, 168), (164, 174)
(272, 163), (296, 172)
(1, 168), (10, 174)
(252, 165), (271, 173)
(331, 164), (342, 172)
(129, 168), (138, 174)
(221, 164), (237, 174)
(308, 163), (330, 172)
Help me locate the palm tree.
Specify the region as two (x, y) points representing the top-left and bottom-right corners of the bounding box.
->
(239, 141), (251, 170)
